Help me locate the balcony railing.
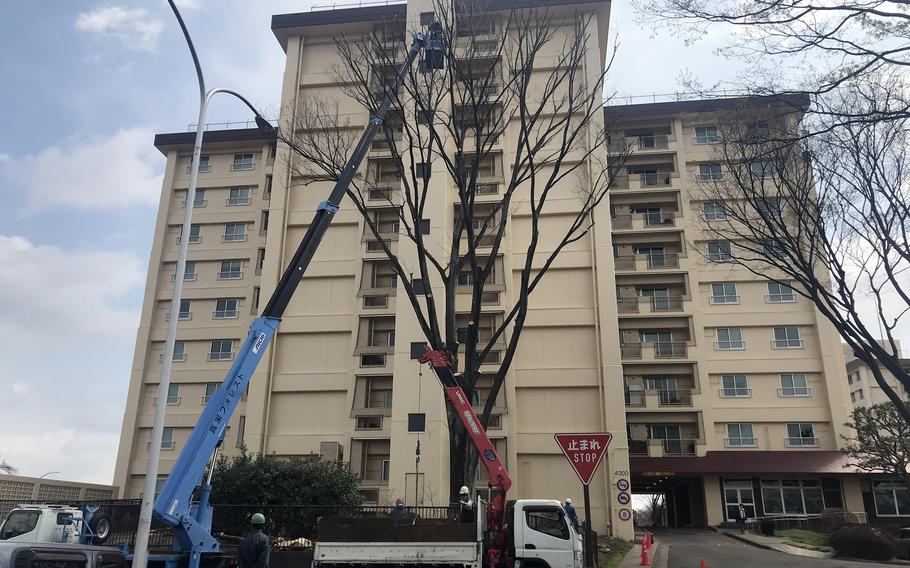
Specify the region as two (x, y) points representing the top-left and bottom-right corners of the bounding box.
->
(639, 172), (674, 187)
(608, 134), (673, 152)
(629, 439), (649, 456)
(658, 388), (692, 406)
(778, 387), (812, 397)
(231, 162), (255, 172)
(217, 271), (243, 280)
(186, 164), (211, 173)
(724, 437), (757, 448)
(222, 233), (247, 243)
(709, 295), (741, 305)
(662, 439), (697, 456)
(616, 296), (685, 314)
(226, 197), (252, 206)
(625, 390), (645, 407)
(208, 352), (234, 361)
(213, 310), (240, 319)
(181, 199), (207, 208)
(719, 387), (752, 398)
(613, 253), (681, 271)
(766, 293), (797, 303)
(612, 212), (678, 230)
(695, 173), (724, 182)
(620, 341), (689, 359)
(772, 339), (805, 349)
(785, 437), (819, 447)
(177, 235), (201, 244)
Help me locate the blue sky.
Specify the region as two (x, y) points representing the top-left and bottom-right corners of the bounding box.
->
(0, 1), (747, 485)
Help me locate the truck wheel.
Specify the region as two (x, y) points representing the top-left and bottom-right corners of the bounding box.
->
(89, 512), (112, 544)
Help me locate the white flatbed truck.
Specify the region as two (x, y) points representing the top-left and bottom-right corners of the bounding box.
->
(313, 499), (583, 568)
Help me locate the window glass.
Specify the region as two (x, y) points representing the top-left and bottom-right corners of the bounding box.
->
(525, 508), (569, 540)
(0, 511), (40, 539)
(875, 483), (899, 515)
(711, 283), (738, 303)
(703, 201), (727, 221)
(707, 240), (733, 261)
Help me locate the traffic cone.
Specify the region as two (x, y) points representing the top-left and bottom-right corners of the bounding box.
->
(699, 558), (708, 568)
(639, 544), (651, 566)
(646, 530), (653, 549)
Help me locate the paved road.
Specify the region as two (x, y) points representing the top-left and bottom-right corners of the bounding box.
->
(658, 530), (894, 568)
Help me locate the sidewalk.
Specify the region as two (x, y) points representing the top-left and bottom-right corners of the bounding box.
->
(618, 538), (668, 568)
(716, 527), (833, 559)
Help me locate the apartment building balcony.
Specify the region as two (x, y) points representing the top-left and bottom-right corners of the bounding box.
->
(614, 253), (681, 272)
(354, 316), (395, 356)
(625, 388), (693, 408)
(351, 375), (393, 418)
(616, 294), (686, 315)
(621, 341), (689, 360)
(362, 208), (400, 243)
(611, 211), (679, 231)
(612, 171), (680, 192)
(628, 438), (704, 457)
(608, 133), (676, 154)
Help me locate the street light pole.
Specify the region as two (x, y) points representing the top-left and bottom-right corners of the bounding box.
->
(132, 4), (274, 568)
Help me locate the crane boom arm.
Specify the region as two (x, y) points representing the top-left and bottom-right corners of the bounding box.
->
(152, 28), (444, 565)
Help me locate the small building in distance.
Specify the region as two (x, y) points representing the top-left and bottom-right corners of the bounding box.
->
(843, 343), (910, 408)
(0, 474), (118, 516)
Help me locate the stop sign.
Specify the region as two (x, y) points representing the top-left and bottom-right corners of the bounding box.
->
(554, 433), (613, 485)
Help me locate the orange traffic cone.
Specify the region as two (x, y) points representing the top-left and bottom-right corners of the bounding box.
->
(699, 558), (708, 568)
(646, 531), (653, 549)
(639, 544), (651, 566)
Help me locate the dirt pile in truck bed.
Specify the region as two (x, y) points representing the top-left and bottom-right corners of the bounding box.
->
(317, 516), (475, 542)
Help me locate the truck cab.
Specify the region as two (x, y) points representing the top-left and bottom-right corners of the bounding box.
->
(0, 505), (110, 545)
(510, 500), (582, 568)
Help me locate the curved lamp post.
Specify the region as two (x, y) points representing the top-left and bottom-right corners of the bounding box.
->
(133, 3), (275, 568)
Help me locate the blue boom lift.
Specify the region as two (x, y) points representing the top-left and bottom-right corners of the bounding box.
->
(147, 25), (446, 568)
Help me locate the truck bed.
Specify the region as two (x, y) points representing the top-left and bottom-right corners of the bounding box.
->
(314, 516), (480, 567)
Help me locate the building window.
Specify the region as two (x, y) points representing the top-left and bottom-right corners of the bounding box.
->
(202, 383), (219, 404)
(165, 383), (180, 406)
(694, 125), (718, 144)
(178, 224), (201, 244)
(227, 187), (252, 206)
(758, 197), (782, 216)
(873, 481), (910, 516)
(213, 298), (239, 319)
(187, 154), (210, 173)
(171, 340), (186, 362)
(697, 163), (723, 181)
(726, 423), (756, 447)
(218, 260), (243, 280)
(236, 416), (246, 449)
(858, 389), (864, 400)
(457, 271), (473, 286)
(159, 427), (175, 451)
(772, 326), (804, 349)
(710, 283), (739, 304)
(720, 374), (750, 397)
(366, 376), (393, 409)
(723, 479), (756, 521)
(762, 239), (785, 260)
(702, 200), (728, 221)
(356, 416), (383, 430)
(173, 261), (197, 282)
(223, 223), (247, 242)
(706, 240), (733, 262)
(168, 299), (191, 321)
(767, 281), (796, 303)
(779, 373), (810, 397)
(761, 479), (825, 515)
(715, 328), (745, 350)
(643, 377), (678, 391)
(208, 339), (234, 361)
(183, 189), (206, 208)
(851, 391), (856, 403)
(750, 159), (777, 179)
(231, 153), (254, 171)
(785, 423), (817, 447)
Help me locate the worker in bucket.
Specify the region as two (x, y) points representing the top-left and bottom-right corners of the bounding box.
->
(458, 486), (475, 523)
(238, 513), (270, 568)
(389, 497), (409, 520)
(564, 498), (579, 529)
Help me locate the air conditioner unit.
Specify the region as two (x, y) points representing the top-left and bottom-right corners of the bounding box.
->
(319, 441), (343, 462)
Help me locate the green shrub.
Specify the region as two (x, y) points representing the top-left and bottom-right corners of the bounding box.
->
(829, 526), (894, 561)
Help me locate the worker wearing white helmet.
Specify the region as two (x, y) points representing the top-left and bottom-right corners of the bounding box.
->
(564, 498), (579, 528)
(458, 485), (475, 523)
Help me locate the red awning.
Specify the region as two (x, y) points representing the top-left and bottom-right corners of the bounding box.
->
(631, 451), (861, 476)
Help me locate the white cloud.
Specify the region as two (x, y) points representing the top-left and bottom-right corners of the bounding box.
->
(175, 0), (203, 9)
(0, 153), (9, 163)
(75, 6), (164, 53)
(10, 382), (32, 395)
(3, 128), (163, 212)
(0, 429), (120, 484)
(0, 235), (144, 343)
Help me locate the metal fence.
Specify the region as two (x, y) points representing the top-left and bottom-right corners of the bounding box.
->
(0, 500), (458, 550)
(744, 511), (869, 534)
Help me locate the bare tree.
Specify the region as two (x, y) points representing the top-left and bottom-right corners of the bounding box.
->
(0, 458), (17, 475)
(636, 0), (910, 126)
(695, 84), (910, 422)
(279, 1), (628, 498)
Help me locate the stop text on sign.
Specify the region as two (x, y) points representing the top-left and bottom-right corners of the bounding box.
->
(554, 433), (613, 485)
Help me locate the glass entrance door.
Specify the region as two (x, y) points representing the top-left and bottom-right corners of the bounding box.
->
(723, 479), (756, 521)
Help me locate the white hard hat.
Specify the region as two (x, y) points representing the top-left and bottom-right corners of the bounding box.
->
(565, 498), (572, 504)
(459, 485), (470, 495)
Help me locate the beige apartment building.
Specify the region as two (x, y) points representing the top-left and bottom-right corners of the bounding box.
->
(114, 0), (875, 536)
(844, 344), (910, 409)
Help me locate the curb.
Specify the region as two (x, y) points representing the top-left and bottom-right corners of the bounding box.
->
(722, 531), (833, 559)
(722, 531), (776, 552)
